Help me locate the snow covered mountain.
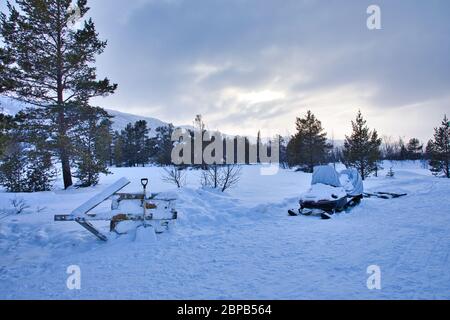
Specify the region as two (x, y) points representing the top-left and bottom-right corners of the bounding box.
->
(1, 96), (273, 141)
(0, 96), (171, 135)
(105, 108), (168, 133)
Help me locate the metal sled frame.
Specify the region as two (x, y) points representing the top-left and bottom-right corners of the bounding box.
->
(363, 192), (407, 199)
(290, 194), (363, 220)
(289, 191), (407, 220)
(54, 178), (177, 241)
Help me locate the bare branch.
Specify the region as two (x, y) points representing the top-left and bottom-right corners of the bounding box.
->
(220, 164), (242, 192)
(162, 166), (186, 188)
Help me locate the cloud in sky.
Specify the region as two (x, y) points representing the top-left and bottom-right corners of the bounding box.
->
(2, 0), (449, 140)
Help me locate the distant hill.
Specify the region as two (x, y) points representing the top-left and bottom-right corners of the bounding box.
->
(105, 109), (168, 136)
(0, 96), (289, 142)
(0, 97), (172, 137)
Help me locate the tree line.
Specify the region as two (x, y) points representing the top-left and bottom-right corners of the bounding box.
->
(0, 99), (448, 192)
(284, 110), (449, 180)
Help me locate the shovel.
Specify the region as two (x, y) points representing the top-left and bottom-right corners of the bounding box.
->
(141, 178), (149, 227)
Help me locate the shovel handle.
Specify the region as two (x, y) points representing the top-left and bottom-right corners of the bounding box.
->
(141, 178), (149, 189)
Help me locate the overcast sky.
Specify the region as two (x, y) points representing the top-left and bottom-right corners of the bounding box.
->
(2, 0), (449, 140)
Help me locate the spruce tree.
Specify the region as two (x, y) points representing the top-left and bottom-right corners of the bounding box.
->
(286, 110), (331, 172)
(343, 110), (382, 180)
(0, 0), (117, 189)
(428, 115), (450, 178)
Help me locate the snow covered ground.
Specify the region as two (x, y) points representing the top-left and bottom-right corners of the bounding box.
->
(0, 161), (449, 299)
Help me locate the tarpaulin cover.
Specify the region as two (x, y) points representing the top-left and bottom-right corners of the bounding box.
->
(311, 165), (342, 187)
(340, 168), (364, 196)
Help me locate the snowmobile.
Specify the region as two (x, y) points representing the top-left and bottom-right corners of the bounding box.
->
(288, 166), (364, 219)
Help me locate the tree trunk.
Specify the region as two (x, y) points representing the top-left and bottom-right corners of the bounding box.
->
(56, 1), (72, 189)
(446, 143), (449, 178)
(446, 158), (449, 178)
(60, 147), (72, 189)
(58, 110), (73, 189)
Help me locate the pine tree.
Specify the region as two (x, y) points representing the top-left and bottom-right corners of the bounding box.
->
(21, 110), (57, 191)
(95, 118), (114, 167)
(369, 128), (383, 176)
(0, 48), (6, 93)
(111, 120), (153, 167)
(286, 110), (331, 172)
(428, 115), (450, 178)
(112, 131), (125, 167)
(0, 111), (56, 192)
(0, 112), (14, 156)
(25, 148), (56, 192)
(343, 110), (382, 180)
(0, 140), (27, 192)
(398, 138), (408, 160)
(133, 120), (150, 167)
(425, 140), (434, 161)
(71, 106), (111, 187)
(152, 124), (175, 166)
(0, 47), (14, 93)
(118, 124), (131, 166)
(256, 130), (261, 163)
(406, 138), (423, 160)
(276, 134), (288, 168)
(122, 123), (138, 167)
(0, 0), (117, 189)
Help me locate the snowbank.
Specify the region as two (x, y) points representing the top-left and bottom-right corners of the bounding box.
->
(1, 164), (450, 299)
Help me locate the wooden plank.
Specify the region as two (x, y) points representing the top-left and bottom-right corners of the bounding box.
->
(75, 218), (108, 241)
(55, 212), (177, 222)
(54, 214), (76, 221)
(71, 177), (131, 217)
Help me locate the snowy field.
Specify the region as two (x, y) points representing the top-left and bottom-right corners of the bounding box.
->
(0, 161), (449, 300)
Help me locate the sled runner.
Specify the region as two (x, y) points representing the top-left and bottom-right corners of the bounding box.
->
(55, 178), (177, 241)
(288, 166), (363, 220)
(363, 192), (407, 199)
